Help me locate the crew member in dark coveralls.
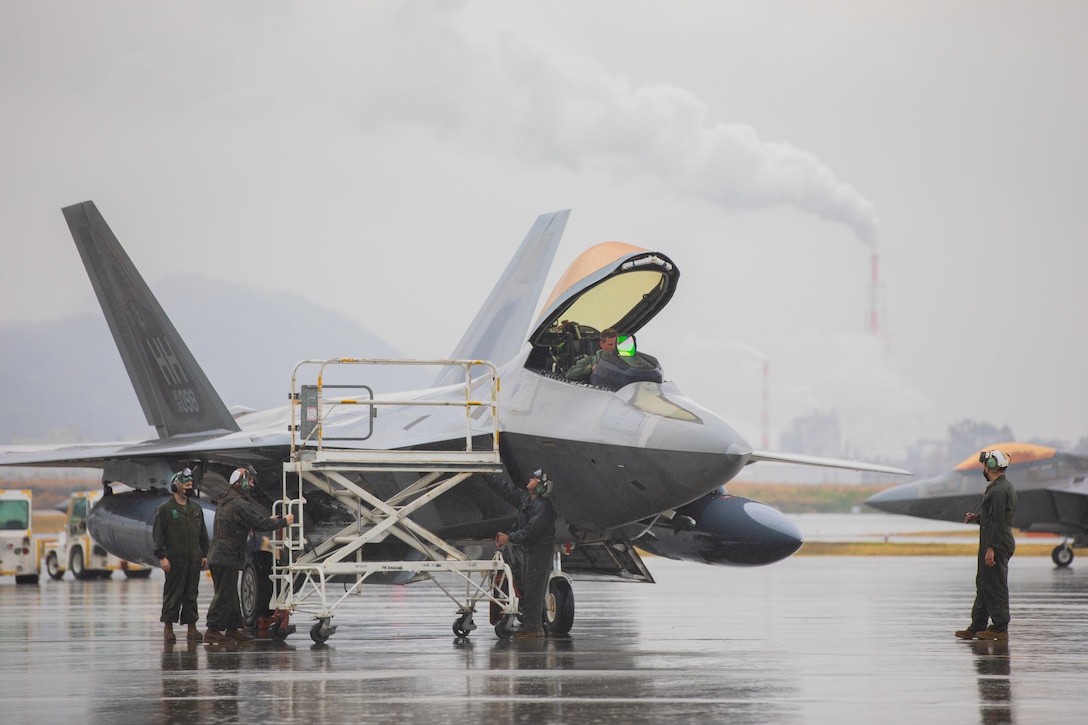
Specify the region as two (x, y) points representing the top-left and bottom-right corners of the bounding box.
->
(487, 470), (557, 638)
(153, 467), (209, 643)
(956, 449), (1018, 641)
(204, 466), (293, 644)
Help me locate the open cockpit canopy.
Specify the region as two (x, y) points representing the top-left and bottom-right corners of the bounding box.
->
(526, 243), (679, 385)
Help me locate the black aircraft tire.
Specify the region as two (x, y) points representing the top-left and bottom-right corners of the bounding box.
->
(542, 577), (575, 634)
(1052, 544), (1074, 568)
(240, 561), (262, 627)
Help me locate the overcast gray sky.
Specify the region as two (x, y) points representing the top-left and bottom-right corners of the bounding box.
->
(2, 1), (1085, 458)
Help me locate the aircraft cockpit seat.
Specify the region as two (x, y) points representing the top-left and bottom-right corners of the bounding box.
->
(561, 323), (598, 360)
(527, 322), (599, 375)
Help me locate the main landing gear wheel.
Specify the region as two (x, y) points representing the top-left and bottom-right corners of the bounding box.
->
(543, 576), (575, 635)
(453, 612), (477, 638)
(1052, 544), (1075, 568)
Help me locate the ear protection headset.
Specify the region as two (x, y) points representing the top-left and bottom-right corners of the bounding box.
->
(170, 467), (193, 493)
(979, 450), (1011, 470)
(533, 469), (553, 497)
(229, 465), (258, 491)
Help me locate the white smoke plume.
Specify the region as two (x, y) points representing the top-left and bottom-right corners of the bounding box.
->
(346, 7), (880, 246)
(501, 42), (879, 246)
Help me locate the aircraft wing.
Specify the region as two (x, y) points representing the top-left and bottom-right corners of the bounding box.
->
(1043, 487), (1088, 532)
(748, 449), (911, 476)
(0, 430), (293, 469)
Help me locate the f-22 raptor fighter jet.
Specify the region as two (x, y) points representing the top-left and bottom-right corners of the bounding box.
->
(868, 442), (1088, 567)
(0, 202), (907, 640)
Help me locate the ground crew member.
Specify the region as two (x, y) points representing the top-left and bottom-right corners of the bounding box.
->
(204, 466), (293, 644)
(486, 470), (557, 638)
(153, 467), (209, 643)
(956, 449), (1018, 640)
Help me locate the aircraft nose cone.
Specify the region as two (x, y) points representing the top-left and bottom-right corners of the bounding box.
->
(865, 483), (919, 516)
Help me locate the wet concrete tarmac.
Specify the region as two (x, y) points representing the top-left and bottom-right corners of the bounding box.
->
(2, 555), (1087, 724)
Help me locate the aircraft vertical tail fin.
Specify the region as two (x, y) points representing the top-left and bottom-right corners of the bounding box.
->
(432, 210), (569, 387)
(63, 201), (240, 438)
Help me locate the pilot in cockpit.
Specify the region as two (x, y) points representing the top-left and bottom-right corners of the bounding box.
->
(564, 328), (618, 381)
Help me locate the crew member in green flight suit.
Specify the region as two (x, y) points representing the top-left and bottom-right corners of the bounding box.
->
(153, 467), (209, 643)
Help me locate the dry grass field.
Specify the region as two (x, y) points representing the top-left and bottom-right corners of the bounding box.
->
(794, 541), (1063, 557)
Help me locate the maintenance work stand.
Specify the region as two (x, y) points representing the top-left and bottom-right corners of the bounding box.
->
(268, 358), (519, 644)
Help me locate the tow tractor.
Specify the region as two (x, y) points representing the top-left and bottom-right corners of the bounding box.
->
(43, 489), (152, 580)
(1, 489), (45, 584)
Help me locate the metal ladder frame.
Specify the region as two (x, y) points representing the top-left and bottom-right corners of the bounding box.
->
(270, 358), (518, 642)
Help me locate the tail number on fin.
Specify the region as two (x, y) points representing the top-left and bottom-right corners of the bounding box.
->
(172, 388), (201, 415)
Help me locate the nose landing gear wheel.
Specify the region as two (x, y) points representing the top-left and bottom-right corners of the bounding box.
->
(1052, 544), (1075, 568)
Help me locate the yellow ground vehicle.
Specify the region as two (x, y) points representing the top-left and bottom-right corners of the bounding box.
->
(1, 489), (42, 585)
(43, 490), (151, 580)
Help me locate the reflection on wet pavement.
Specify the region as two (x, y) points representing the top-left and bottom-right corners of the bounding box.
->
(2, 556), (1087, 724)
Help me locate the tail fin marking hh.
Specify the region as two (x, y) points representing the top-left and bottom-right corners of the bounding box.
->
(63, 201), (239, 438)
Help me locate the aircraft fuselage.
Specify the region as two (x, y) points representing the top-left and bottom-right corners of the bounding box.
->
(499, 363), (751, 531)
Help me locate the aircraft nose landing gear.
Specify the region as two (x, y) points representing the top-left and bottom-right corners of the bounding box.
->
(1052, 542), (1075, 568)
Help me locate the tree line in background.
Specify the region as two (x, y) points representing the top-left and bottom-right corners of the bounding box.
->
(780, 413), (1088, 480)
(900, 419), (1088, 479)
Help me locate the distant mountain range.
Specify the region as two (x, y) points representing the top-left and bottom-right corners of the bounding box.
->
(0, 275), (429, 445)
